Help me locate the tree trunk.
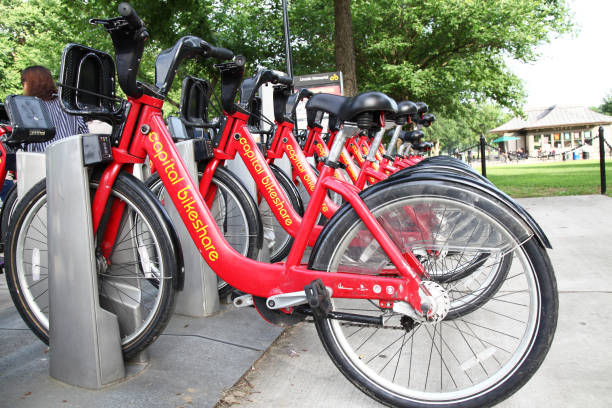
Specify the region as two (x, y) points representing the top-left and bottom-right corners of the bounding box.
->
(334, 0), (357, 96)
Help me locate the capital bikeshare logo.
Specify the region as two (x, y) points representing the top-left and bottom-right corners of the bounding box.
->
(286, 143), (328, 213)
(239, 137), (293, 226)
(148, 132), (219, 262)
(339, 151), (358, 180)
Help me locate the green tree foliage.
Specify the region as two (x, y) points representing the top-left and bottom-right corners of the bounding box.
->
(596, 91), (612, 116)
(350, 0), (573, 115)
(0, 1), (219, 113)
(1, 1), (139, 96)
(2, 0), (572, 122)
(423, 103), (511, 152)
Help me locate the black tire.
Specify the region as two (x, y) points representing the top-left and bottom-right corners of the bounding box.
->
(145, 166), (262, 298)
(393, 162), (494, 187)
(4, 173), (179, 358)
(309, 179), (558, 408)
(259, 164), (303, 263)
(0, 183), (18, 251)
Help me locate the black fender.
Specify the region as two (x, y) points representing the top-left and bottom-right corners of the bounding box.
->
(393, 162), (495, 187)
(202, 165), (264, 250)
(388, 169), (551, 249)
(117, 172), (185, 290)
(310, 171), (550, 266)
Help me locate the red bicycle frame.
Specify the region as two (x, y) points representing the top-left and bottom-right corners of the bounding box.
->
(91, 93), (427, 313)
(198, 110), (322, 244)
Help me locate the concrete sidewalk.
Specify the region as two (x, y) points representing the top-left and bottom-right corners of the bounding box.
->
(1, 195), (611, 407)
(219, 195), (612, 407)
(0, 285), (283, 407)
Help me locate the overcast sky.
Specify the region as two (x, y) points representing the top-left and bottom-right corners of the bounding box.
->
(506, 0), (612, 109)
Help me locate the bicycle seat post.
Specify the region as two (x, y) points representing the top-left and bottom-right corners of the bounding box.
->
(386, 124), (403, 156)
(327, 124), (359, 165)
(366, 127), (386, 162)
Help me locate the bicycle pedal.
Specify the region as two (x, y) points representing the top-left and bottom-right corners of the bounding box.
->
(304, 279), (331, 319)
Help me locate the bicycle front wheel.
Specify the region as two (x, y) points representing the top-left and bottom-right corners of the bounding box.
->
(5, 173), (179, 358)
(258, 164), (303, 262)
(309, 180), (558, 408)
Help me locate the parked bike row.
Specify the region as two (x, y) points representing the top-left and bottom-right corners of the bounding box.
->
(0, 3), (558, 407)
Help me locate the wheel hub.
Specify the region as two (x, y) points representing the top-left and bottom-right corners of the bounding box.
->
(419, 281), (450, 322)
(95, 250), (109, 275)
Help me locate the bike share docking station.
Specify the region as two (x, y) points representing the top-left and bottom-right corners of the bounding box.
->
(46, 134), (148, 389)
(163, 121), (271, 317)
(16, 152), (46, 199)
(163, 137), (221, 316)
(158, 76), (273, 317)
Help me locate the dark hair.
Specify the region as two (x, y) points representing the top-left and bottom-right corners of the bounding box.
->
(21, 66), (57, 101)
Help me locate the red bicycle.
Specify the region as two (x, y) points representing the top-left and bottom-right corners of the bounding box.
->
(5, 5), (558, 407)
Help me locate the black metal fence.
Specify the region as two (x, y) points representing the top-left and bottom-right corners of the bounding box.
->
(448, 127), (611, 194)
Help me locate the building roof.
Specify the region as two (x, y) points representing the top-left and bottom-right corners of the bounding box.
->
(489, 105), (612, 134)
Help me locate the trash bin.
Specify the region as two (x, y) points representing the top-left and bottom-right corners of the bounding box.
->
(583, 151), (590, 160)
(572, 151), (579, 160)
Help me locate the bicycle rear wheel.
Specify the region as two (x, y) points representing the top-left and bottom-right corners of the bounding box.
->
(309, 180), (557, 407)
(4, 173), (179, 358)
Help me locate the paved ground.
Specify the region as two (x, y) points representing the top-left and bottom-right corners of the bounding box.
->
(0, 289), (282, 408)
(219, 195), (612, 407)
(1, 195), (611, 407)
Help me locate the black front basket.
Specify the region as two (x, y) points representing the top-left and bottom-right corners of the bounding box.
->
(58, 43), (120, 118)
(180, 76), (211, 128)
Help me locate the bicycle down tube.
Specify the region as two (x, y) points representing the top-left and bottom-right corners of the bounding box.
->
(267, 120), (339, 218)
(93, 94), (426, 312)
(200, 109), (323, 245)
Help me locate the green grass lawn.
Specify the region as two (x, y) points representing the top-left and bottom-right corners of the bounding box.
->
(482, 160), (612, 198)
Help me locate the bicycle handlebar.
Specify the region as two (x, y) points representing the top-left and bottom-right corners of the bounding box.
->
(243, 69), (294, 108)
(276, 75), (293, 86)
(155, 36), (234, 95)
(94, 3), (234, 99)
(118, 2), (144, 30)
(204, 44), (234, 61)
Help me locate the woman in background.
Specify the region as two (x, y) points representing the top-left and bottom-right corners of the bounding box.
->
(21, 65), (88, 152)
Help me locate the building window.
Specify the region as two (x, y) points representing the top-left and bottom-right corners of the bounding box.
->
(584, 131), (592, 139)
(564, 132), (571, 140)
(534, 134), (541, 149)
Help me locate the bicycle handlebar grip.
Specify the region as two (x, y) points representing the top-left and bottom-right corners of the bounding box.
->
(277, 75), (293, 86)
(208, 46), (234, 61)
(118, 2), (144, 29)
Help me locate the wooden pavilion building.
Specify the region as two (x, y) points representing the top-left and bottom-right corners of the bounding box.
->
(489, 105), (612, 158)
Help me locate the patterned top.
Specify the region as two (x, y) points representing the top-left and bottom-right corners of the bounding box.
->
(26, 97), (89, 152)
